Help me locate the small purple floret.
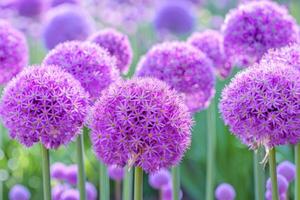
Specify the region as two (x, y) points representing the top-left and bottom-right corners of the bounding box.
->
(277, 160), (296, 182)
(65, 164), (78, 185)
(266, 174), (288, 194)
(9, 184), (30, 200)
(149, 168), (171, 189)
(108, 165), (125, 181)
(61, 189), (80, 200)
(215, 183), (236, 200)
(51, 162), (67, 180)
(86, 182), (97, 200)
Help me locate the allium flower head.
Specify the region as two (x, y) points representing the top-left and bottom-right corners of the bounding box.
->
(0, 65), (89, 149)
(86, 182), (97, 200)
(51, 0), (80, 7)
(108, 165), (125, 181)
(153, 1), (195, 35)
(265, 190), (286, 200)
(222, 0), (299, 67)
(51, 162), (67, 180)
(261, 44), (300, 72)
(15, 0), (47, 18)
(61, 189), (79, 200)
(219, 62), (300, 149)
(42, 4), (94, 50)
(9, 184), (30, 200)
(90, 78), (192, 172)
(137, 42), (215, 112)
(0, 20), (28, 85)
(149, 168), (171, 189)
(52, 184), (70, 200)
(277, 160), (296, 182)
(161, 182), (183, 200)
(89, 28), (133, 73)
(266, 174), (288, 194)
(65, 164), (78, 185)
(215, 183), (236, 200)
(188, 30), (231, 79)
(43, 41), (120, 102)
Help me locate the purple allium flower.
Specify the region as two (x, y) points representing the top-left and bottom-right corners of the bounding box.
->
(52, 184), (69, 200)
(0, 65), (89, 149)
(89, 28), (133, 73)
(277, 161), (296, 183)
(42, 4), (94, 50)
(51, 162), (67, 180)
(222, 0), (299, 67)
(266, 174), (288, 194)
(261, 44), (300, 72)
(219, 62), (300, 149)
(89, 78), (193, 172)
(137, 42), (215, 112)
(265, 190), (286, 200)
(61, 189), (80, 200)
(153, 1), (195, 35)
(108, 165), (125, 181)
(14, 0), (47, 18)
(50, 0), (80, 7)
(215, 183), (236, 200)
(9, 184), (30, 200)
(0, 20), (28, 85)
(43, 41), (120, 102)
(86, 182), (97, 200)
(161, 182), (183, 200)
(65, 164), (78, 185)
(149, 168), (171, 189)
(187, 30), (231, 79)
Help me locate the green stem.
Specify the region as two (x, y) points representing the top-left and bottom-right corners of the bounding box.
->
(269, 148), (279, 200)
(295, 144), (300, 200)
(122, 167), (133, 200)
(206, 98), (216, 200)
(115, 181), (121, 200)
(99, 162), (109, 200)
(41, 144), (51, 200)
(134, 167), (143, 200)
(254, 148), (265, 200)
(172, 166), (180, 200)
(76, 134), (86, 200)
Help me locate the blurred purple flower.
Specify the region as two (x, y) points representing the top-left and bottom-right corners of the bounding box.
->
(61, 189), (80, 200)
(149, 168), (171, 189)
(65, 165), (78, 185)
(215, 183), (236, 200)
(161, 182), (183, 200)
(51, 162), (68, 180)
(52, 184), (69, 200)
(108, 165), (125, 181)
(14, 0), (47, 18)
(50, 0), (80, 7)
(277, 161), (296, 182)
(9, 184), (30, 200)
(266, 174), (288, 194)
(86, 182), (97, 200)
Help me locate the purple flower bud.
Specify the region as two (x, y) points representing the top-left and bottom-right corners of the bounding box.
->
(42, 4), (94, 50)
(149, 168), (171, 189)
(65, 165), (78, 185)
(265, 189), (287, 200)
(0, 20), (28, 85)
(266, 174), (288, 194)
(52, 184), (69, 200)
(51, 162), (67, 180)
(108, 165), (125, 181)
(14, 0), (47, 18)
(161, 182), (183, 200)
(9, 184), (30, 200)
(215, 183), (236, 200)
(61, 189), (80, 200)
(50, 0), (80, 7)
(277, 161), (296, 182)
(86, 182), (97, 200)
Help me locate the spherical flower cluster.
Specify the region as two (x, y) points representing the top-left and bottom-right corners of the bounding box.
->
(65, 165), (78, 185)
(0, 65), (89, 149)
(89, 28), (133, 73)
(85, 182), (97, 200)
(265, 174), (288, 200)
(187, 30), (231, 79)
(108, 165), (124, 181)
(137, 42), (215, 112)
(60, 189), (79, 200)
(42, 4), (94, 50)
(277, 160), (296, 183)
(153, 1), (195, 35)
(52, 184), (70, 200)
(51, 0), (80, 7)
(51, 162), (68, 180)
(149, 168), (171, 189)
(9, 184), (30, 200)
(89, 78), (192, 172)
(219, 62), (300, 149)
(161, 183), (183, 200)
(215, 183), (236, 200)
(14, 0), (47, 18)
(43, 41), (120, 102)
(261, 44), (300, 72)
(0, 20), (28, 85)
(222, 0), (299, 67)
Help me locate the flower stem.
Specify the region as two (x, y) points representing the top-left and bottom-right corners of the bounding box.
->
(295, 143), (300, 200)
(115, 181), (121, 200)
(122, 167), (133, 200)
(254, 148), (265, 200)
(76, 134), (86, 200)
(269, 148), (279, 200)
(172, 166), (180, 200)
(206, 98), (216, 200)
(134, 167), (143, 200)
(41, 144), (51, 200)
(99, 162), (110, 200)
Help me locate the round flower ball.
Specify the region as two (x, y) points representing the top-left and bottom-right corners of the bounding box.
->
(65, 164), (78, 185)
(0, 65), (89, 149)
(50, 0), (80, 7)
(89, 78), (193, 172)
(43, 41), (120, 102)
(14, 0), (47, 18)
(51, 162), (67, 180)
(261, 44), (300, 72)
(42, 4), (94, 50)
(137, 42), (215, 112)
(89, 28), (133, 73)
(187, 29), (231, 79)
(265, 190), (286, 200)
(9, 184), (30, 200)
(52, 184), (70, 200)
(277, 161), (296, 182)
(0, 20), (28, 85)
(108, 165), (124, 181)
(149, 168), (171, 189)
(86, 182), (97, 200)
(219, 62), (300, 149)
(215, 183), (236, 200)
(161, 182), (183, 200)
(222, 0), (299, 67)
(153, 1), (195, 35)
(266, 174), (288, 194)
(61, 189), (79, 200)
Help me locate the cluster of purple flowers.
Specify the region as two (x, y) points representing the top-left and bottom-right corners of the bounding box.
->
(9, 184), (30, 200)
(215, 183), (236, 200)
